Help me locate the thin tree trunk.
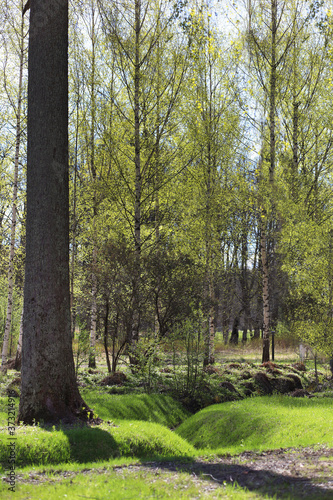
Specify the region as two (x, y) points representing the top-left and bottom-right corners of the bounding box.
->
(204, 46), (215, 366)
(129, 0), (142, 366)
(103, 297), (111, 373)
(13, 308), (24, 371)
(261, 214), (270, 362)
(269, 0), (277, 184)
(154, 12), (161, 336)
(70, 97), (79, 338)
(88, 0), (98, 368)
(89, 245), (98, 368)
(1, 12), (25, 372)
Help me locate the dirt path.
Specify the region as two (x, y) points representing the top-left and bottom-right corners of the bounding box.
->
(11, 446), (333, 499)
(118, 446), (333, 498)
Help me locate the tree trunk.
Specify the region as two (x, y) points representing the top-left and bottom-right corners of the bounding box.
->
(261, 216), (270, 362)
(1, 12), (25, 372)
(13, 308), (24, 371)
(103, 297), (111, 373)
(230, 317), (239, 345)
(89, 246), (97, 368)
(129, 0), (142, 367)
(88, 0), (98, 368)
(70, 97), (79, 338)
(18, 0), (87, 424)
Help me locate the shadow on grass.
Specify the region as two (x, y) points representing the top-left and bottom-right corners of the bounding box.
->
(63, 426), (119, 463)
(41, 424), (120, 463)
(138, 457), (333, 499)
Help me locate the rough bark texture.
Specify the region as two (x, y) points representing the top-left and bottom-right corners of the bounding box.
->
(18, 0), (86, 424)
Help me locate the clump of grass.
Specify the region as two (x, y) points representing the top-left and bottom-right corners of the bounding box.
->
(81, 390), (190, 427)
(176, 395), (333, 455)
(0, 419), (195, 468)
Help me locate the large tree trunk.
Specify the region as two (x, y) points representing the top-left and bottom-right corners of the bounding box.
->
(18, 0), (87, 424)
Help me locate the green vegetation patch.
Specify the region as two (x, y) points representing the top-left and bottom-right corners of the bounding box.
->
(176, 395), (333, 454)
(81, 390), (190, 427)
(0, 465), (271, 500)
(0, 420), (195, 468)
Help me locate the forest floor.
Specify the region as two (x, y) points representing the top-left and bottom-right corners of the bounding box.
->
(9, 446), (333, 499)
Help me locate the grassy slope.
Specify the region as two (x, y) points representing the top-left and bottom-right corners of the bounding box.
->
(0, 394), (194, 468)
(81, 389), (190, 427)
(0, 420), (195, 468)
(176, 395), (333, 455)
(1, 393), (333, 498)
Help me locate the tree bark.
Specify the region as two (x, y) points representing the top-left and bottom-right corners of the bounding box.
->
(261, 214), (270, 362)
(13, 308), (24, 371)
(103, 297), (111, 373)
(204, 46), (215, 366)
(18, 0), (87, 424)
(129, 0), (142, 366)
(88, 0), (98, 369)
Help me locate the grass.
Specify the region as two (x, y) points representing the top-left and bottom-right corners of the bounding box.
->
(0, 419), (195, 468)
(81, 389), (190, 427)
(176, 395), (333, 455)
(0, 392), (193, 469)
(0, 460), (273, 499)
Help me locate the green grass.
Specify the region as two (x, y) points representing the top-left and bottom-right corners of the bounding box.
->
(0, 420), (195, 469)
(81, 389), (190, 427)
(1, 393), (333, 498)
(0, 461), (272, 499)
(176, 395), (333, 455)
(0, 392), (193, 468)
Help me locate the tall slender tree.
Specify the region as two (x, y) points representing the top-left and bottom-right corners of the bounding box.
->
(1, 0), (26, 372)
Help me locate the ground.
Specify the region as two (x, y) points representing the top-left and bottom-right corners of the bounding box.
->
(114, 447), (333, 498)
(7, 446), (333, 499)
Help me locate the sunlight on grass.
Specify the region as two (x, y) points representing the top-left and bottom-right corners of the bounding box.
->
(176, 395), (333, 455)
(0, 466), (272, 499)
(81, 390), (190, 427)
(0, 419), (195, 468)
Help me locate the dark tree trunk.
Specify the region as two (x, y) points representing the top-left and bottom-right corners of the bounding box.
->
(230, 317), (239, 345)
(253, 327), (260, 339)
(18, 0), (87, 424)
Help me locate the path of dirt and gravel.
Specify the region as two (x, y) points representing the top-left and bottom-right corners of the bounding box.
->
(133, 446), (333, 498)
